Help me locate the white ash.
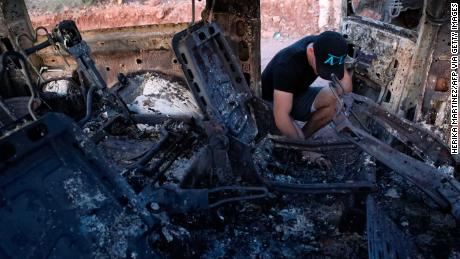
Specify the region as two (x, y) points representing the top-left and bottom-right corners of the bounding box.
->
(150, 202), (160, 211)
(136, 123), (158, 133)
(164, 157), (193, 182)
(363, 154), (376, 166)
(63, 175), (108, 211)
(43, 79), (70, 95)
(161, 224), (190, 243)
(437, 165), (455, 177)
(128, 73), (202, 118)
(277, 208), (316, 241)
(384, 188), (400, 199)
(419, 121), (449, 142)
(162, 226), (174, 242)
(80, 210), (145, 258)
(400, 221), (409, 227)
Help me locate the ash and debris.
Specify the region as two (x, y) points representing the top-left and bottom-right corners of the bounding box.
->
(75, 72), (207, 194)
(120, 72), (202, 118)
(253, 125), (368, 185)
(83, 115), (162, 141)
(258, 144), (365, 185)
(149, 194), (367, 258)
(62, 170), (146, 258)
(79, 211), (145, 258)
(162, 157), (194, 183)
(80, 78), (370, 257)
(99, 137), (157, 167)
(141, 126), (370, 258)
(96, 121), (170, 168)
(97, 118), (204, 190)
(42, 79), (71, 96)
(419, 121), (452, 147)
(375, 168), (460, 258)
(52, 69), (459, 258)
(63, 174), (108, 211)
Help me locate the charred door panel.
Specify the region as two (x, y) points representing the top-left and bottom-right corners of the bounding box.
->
(342, 17), (416, 113)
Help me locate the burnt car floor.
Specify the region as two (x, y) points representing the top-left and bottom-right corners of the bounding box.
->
(1, 9), (460, 259)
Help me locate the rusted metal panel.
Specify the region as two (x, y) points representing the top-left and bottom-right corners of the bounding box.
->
(400, 23), (440, 120)
(36, 23), (188, 86)
(32, 0), (262, 93)
(341, 1), (451, 148)
(342, 17), (416, 113)
(414, 22), (454, 145)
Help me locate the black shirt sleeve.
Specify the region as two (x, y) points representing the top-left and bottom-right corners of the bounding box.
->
(272, 66), (297, 94)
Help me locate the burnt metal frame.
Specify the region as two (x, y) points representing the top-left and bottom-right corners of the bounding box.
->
(329, 79), (460, 221)
(172, 21), (258, 144)
(350, 93), (455, 166)
(366, 196), (418, 258)
(253, 137), (376, 195)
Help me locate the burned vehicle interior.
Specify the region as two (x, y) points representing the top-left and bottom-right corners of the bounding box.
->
(0, 0), (459, 258)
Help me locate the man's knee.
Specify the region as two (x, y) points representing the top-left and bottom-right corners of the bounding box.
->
(324, 91), (338, 106)
(314, 88), (337, 109)
(324, 102), (337, 120)
(314, 97), (337, 121)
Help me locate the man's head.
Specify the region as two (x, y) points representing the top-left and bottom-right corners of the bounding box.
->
(307, 31), (348, 80)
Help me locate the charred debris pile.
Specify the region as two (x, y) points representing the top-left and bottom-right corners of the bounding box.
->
(0, 20), (459, 258)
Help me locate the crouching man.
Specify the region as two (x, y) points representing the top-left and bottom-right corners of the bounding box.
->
(262, 31), (352, 140)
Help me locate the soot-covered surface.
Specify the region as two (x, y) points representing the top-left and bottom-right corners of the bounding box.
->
(82, 71), (370, 257)
(255, 141), (368, 185)
(67, 72), (459, 258)
(147, 185), (369, 258)
(375, 169), (460, 258)
(155, 194), (367, 258)
(143, 127), (371, 258)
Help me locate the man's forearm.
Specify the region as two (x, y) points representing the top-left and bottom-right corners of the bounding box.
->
(275, 114), (303, 139)
(340, 69), (353, 93)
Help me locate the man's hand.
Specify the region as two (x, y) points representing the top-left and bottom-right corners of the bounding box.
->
(273, 90), (304, 140)
(294, 124), (305, 139)
(339, 68), (353, 94)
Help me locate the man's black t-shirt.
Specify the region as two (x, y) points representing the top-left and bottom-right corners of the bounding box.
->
(261, 35), (318, 101)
